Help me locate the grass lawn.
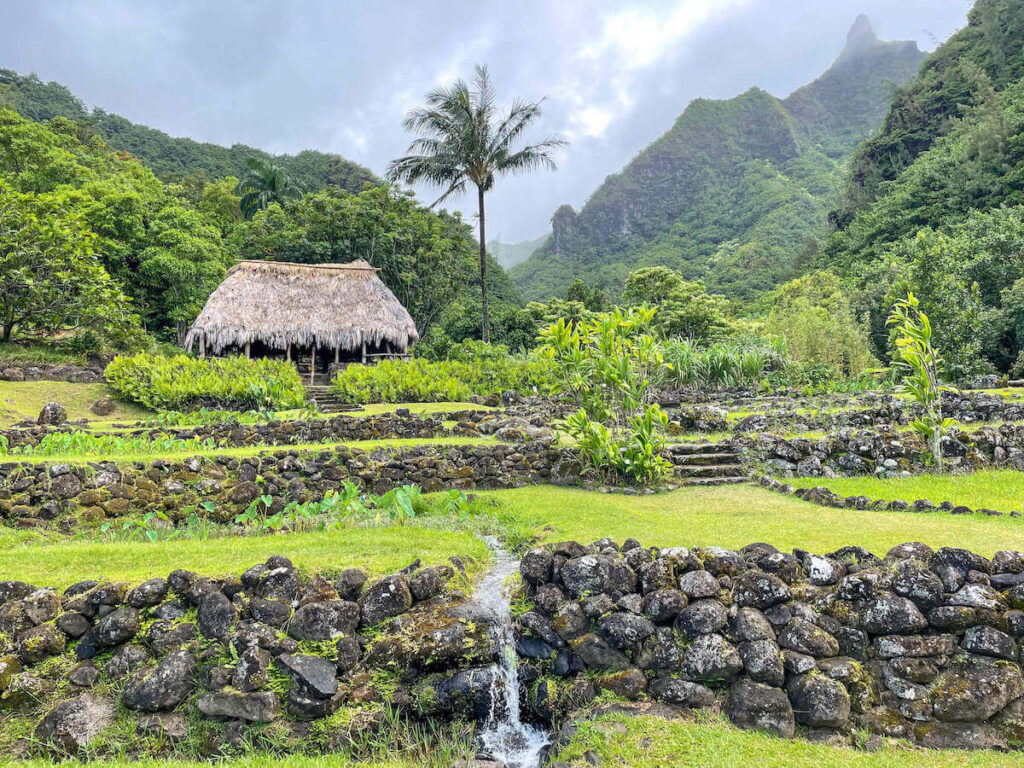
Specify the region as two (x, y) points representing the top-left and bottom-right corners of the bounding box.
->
(481, 484), (1024, 557)
(789, 470), (1024, 512)
(15, 758), (433, 768)
(553, 710), (1021, 767)
(4, 435), (495, 464)
(345, 401), (496, 416)
(0, 380), (151, 427)
(0, 525), (488, 589)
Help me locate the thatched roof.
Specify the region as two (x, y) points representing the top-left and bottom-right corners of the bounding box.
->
(185, 260), (418, 354)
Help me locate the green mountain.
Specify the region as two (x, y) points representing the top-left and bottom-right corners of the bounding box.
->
(0, 68), (378, 193)
(822, 0), (1024, 374)
(487, 234), (549, 269)
(511, 17), (925, 302)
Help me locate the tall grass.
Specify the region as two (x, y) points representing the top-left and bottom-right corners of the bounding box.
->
(662, 339), (774, 390)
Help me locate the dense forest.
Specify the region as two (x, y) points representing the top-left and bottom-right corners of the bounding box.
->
(0, 68), (378, 194)
(511, 17), (925, 302)
(0, 94), (523, 351)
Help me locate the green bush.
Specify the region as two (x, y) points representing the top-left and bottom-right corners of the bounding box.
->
(331, 355), (552, 404)
(105, 353), (306, 411)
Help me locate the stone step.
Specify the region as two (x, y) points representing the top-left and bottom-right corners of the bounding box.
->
(668, 442), (732, 456)
(673, 452), (739, 466)
(675, 464), (746, 478)
(682, 476), (749, 487)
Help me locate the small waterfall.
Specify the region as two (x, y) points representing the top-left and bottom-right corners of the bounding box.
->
(475, 536), (549, 768)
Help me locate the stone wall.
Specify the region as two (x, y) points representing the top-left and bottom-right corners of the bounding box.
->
(516, 537), (1024, 751)
(738, 424), (1024, 478)
(0, 554), (501, 758)
(0, 363), (104, 384)
(0, 442), (581, 526)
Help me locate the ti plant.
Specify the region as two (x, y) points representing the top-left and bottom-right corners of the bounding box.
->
(887, 293), (957, 470)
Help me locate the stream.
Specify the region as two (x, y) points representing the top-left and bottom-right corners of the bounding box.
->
(475, 536), (550, 768)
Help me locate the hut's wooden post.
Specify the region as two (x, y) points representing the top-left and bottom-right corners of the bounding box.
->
(310, 346), (316, 385)
(199, 336), (206, 358)
(361, 341), (366, 364)
(334, 347), (339, 364)
(286, 344), (291, 363)
(244, 342), (251, 359)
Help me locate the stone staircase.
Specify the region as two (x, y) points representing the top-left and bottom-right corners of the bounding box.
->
(303, 384), (357, 414)
(668, 442), (748, 487)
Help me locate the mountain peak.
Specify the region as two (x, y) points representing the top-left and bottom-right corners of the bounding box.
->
(841, 15), (879, 57)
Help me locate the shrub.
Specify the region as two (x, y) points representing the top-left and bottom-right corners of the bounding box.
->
(105, 353), (305, 411)
(331, 355), (552, 404)
(661, 339), (781, 390)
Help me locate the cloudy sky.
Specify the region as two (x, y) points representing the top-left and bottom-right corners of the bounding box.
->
(2, 0), (969, 243)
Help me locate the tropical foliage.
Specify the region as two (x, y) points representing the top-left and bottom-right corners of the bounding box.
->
(331, 354), (552, 404)
(105, 353), (305, 411)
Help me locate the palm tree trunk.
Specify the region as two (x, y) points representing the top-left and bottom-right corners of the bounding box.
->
(477, 184), (489, 343)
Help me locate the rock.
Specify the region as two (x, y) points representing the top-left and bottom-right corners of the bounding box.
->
(572, 633), (631, 671)
(642, 589), (687, 624)
(730, 607), (776, 642)
(334, 568), (367, 600)
(17, 623), (66, 664)
(648, 678), (714, 708)
(740, 639), (785, 687)
(126, 579), (168, 609)
(863, 593), (928, 635)
(90, 397), (116, 416)
(2, 672), (54, 710)
(673, 599), (727, 637)
(408, 566), (452, 601)
(289, 600), (360, 641)
(552, 602), (589, 642)
(727, 679), (795, 738)
(278, 653), (339, 698)
(732, 572), (790, 609)
(197, 691), (280, 722)
(949, 584), (1003, 609)
(681, 633), (743, 682)
(35, 694), (115, 752)
(918, 722), (1007, 750)
(122, 650), (197, 712)
(37, 402), (67, 425)
(932, 661), (1024, 721)
(777, 618), (838, 658)
(136, 713), (188, 742)
(597, 668), (647, 700)
(678, 570), (719, 599)
(802, 554), (845, 586)
(359, 574), (413, 626)
(962, 625), (1018, 660)
(23, 588), (59, 625)
(68, 661), (100, 688)
(77, 607), (140, 659)
(234, 647), (270, 692)
(55, 612), (91, 639)
(873, 634), (958, 659)
(787, 672), (850, 727)
(197, 592), (235, 640)
(106, 644), (150, 680)
(596, 613), (655, 651)
(520, 548), (554, 586)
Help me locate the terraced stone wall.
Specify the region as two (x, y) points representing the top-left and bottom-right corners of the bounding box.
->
(0, 364), (104, 384)
(517, 538), (1024, 751)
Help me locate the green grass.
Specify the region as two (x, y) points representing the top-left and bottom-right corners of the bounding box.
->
(0, 525), (488, 590)
(3, 435), (495, 465)
(552, 710), (1022, 767)
(480, 484), (1024, 557)
(15, 757), (437, 768)
(789, 470), (1024, 511)
(0, 380), (152, 427)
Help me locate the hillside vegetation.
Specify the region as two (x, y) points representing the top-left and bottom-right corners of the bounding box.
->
(512, 17), (924, 302)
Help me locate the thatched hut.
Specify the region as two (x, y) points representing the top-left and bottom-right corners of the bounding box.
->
(185, 260), (418, 378)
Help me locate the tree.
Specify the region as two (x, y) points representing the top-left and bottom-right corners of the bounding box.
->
(234, 157), (301, 218)
(387, 64), (565, 342)
(0, 185), (138, 344)
(622, 266), (730, 341)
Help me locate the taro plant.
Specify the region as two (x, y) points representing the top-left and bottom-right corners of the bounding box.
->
(887, 293), (957, 469)
(539, 306), (671, 484)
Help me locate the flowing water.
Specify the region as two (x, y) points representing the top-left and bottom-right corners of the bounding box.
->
(475, 536), (550, 768)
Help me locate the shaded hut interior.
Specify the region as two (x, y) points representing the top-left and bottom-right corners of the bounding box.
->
(184, 260), (418, 382)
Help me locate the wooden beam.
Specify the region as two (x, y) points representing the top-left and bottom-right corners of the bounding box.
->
(310, 346), (316, 385)
(244, 342), (251, 359)
(199, 336), (205, 358)
(334, 346), (339, 364)
(286, 344), (291, 363)
(361, 341), (366, 364)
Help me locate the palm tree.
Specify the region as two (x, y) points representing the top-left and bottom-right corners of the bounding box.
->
(234, 157), (302, 218)
(387, 65), (565, 342)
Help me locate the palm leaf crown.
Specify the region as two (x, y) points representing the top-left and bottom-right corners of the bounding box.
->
(386, 65), (565, 205)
